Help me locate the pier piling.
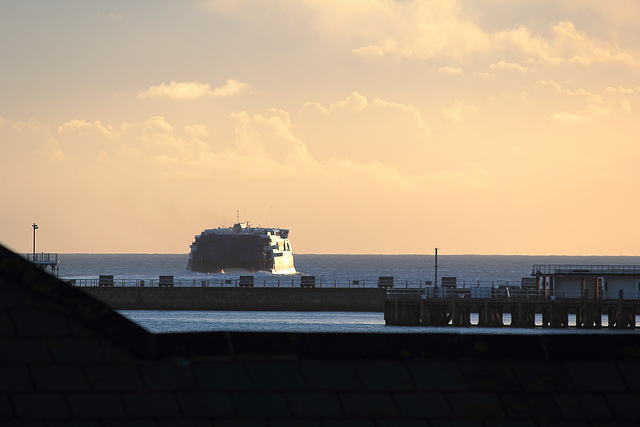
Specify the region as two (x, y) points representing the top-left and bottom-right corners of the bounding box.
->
(385, 290), (639, 329)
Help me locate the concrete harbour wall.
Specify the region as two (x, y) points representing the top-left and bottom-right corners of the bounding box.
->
(80, 286), (386, 311)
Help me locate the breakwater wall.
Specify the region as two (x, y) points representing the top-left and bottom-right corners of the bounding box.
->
(80, 287), (386, 311)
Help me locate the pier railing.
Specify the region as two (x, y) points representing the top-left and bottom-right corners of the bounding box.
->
(64, 277), (518, 289)
(387, 288), (640, 300)
(64, 275), (640, 299)
(532, 264), (640, 276)
(25, 253), (59, 264)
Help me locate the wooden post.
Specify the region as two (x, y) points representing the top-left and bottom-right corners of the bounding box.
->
(481, 301), (489, 327)
(497, 306), (504, 326)
(450, 297), (457, 326)
(583, 289), (592, 328)
(395, 300), (399, 325)
(423, 304), (431, 326)
(616, 289), (624, 329)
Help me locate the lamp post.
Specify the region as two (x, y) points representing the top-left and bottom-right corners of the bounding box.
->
(434, 247), (438, 288)
(32, 223), (38, 259)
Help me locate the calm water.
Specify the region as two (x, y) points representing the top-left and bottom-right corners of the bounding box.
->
(119, 310), (634, 335)
(59, 253), (640, 285)
(58, 253), (640, 334)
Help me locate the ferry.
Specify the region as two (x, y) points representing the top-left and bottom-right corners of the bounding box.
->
(187, 222), (296, 274)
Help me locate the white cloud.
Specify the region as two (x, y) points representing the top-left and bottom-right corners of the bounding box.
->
(496, 21), (637, 67)
(58, 119), (116, 138)
(230, 109), (310, 165)
(298, 92), (435, 176)
(551, 111), (589, 124)
(143, 116), (174, 133)
(342, 1), (491, 60)
(530, 80), (634, 124)
(211, 79), (250, 97)
(137, 79), (249, 100)
(0, 116), (64, 161)
(490, 60), (528, 72)
(297, 2), (638, 67)
(184, 124), (209, 139)
(438, 66), (463, 75)
(322, 91), (431, 135)
(441, 100), (478, 123)
(138, 81), (212, 100)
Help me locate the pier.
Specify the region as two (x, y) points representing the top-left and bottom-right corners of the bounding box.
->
(25, 252), (59, 277)
(385, 289), (639, 329)
(66, 262), (640, 326)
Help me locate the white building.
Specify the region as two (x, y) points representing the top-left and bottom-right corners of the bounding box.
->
(532, 264), (640, 299)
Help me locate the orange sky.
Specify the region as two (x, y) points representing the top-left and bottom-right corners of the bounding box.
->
(1, 1), (640, 255)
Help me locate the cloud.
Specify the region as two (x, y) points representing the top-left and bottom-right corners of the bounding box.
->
(550, 111), (589, 124)
(200, 1), (639, 76)
(211, 79), (250, 97)
(343, 1), (491, 60)
(58, 119), (116, 138)
(184, 124), (209, 139)
(324, 91), (431, 134)
(303, 91), (431, 136)
(137, 79), (249, 99)
(325, 157), (422, 193)
(438, 66), (463, 75)
(143, 116), (174, 133)
(299, 91), (436, 176)
(138, 81), (212, 99)
(530, 80), (635, 124)
(230, 109), (311, 166)
(0, 116), (64, 162)
(427, 163), (490, 189)
(330, 91), (370, 112)
(441, 100), (478, 123)
(490, 60), (527, 72)
(496, 21), (637, 66)
(295, 2), (638, 67)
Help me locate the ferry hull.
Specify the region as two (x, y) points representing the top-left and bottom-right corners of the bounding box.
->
(189, 234), (264, 273)
(187, 222), (296, 274)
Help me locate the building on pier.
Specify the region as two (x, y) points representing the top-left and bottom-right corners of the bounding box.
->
(25, 252), (59, 277)
(532, 264), (640, 299)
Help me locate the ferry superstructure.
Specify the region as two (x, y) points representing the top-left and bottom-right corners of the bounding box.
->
(187, 222), (295, 274)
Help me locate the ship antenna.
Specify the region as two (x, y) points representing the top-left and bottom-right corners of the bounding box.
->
(236, 209), (240, 224)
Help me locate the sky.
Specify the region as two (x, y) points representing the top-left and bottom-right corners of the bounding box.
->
(1, 0), (640, 255)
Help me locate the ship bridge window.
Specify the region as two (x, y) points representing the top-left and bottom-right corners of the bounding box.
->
(274, 252), (283, 257)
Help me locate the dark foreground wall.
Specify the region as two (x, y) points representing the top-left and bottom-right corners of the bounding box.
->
(3, 243), (640, 425)
(81, 286), (385, 311)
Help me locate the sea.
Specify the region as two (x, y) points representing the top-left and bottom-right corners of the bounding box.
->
(58, 254), (640, 334)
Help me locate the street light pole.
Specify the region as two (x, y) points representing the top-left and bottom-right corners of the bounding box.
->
(32, 223), (38, 258)
(434, 247), (438, 287)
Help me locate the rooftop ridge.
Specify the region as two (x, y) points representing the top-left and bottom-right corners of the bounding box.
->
(1, 243), (154, 359)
